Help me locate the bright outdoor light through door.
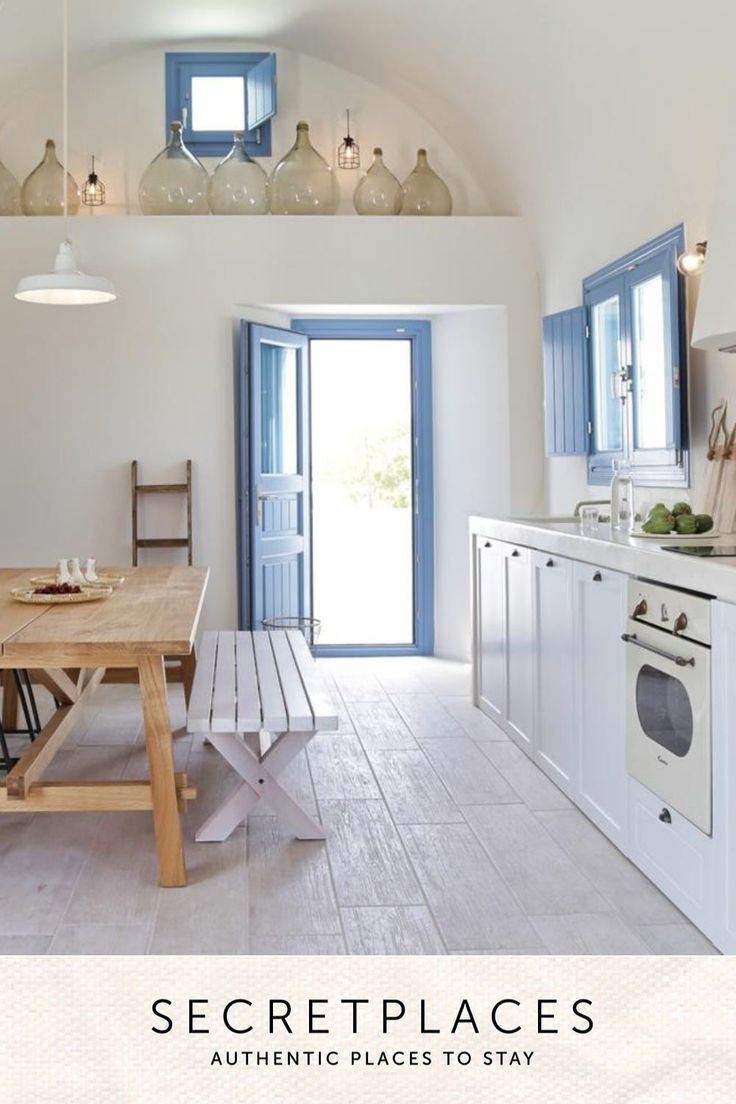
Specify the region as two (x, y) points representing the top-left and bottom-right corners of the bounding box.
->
(310, 339), (414, 646)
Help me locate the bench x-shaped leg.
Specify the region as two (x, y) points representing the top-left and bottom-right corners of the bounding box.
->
(196, 730), (325, 843)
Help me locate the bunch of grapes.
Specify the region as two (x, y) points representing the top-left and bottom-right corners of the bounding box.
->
(34, 583), (82, 596)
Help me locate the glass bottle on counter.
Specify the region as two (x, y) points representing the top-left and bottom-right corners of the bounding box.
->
(610, 459), (635, 532)
(21, 139), (79, 216)
(138, 122), (209, 215)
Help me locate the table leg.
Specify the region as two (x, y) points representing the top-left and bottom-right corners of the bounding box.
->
(180, 646), (197, 709)
(138, 655), (187, 887)
(2, 671), (18, 729)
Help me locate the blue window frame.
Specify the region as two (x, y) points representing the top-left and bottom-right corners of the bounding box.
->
(584, 224), (688, 487)
(165, 52), (276, 158)
(291, 318), (434, 658)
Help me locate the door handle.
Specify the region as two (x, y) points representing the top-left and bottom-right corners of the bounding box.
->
(621, 632), (695, 668)
(256, 491), (271, 528)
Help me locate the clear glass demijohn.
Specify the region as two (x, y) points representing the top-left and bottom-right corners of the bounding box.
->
(139, 121), (209, 215)
(0, 157), (22, 215)
(21, 139), (79, 216)
(269, 120), (339, 215)
(353, 147), (402, 215)
(400, 148), (452, 216)
(208, 131), (269, 215)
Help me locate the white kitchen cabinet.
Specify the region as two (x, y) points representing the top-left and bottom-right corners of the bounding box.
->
(573, 562), (628, 848)
(503, 543), (534, 753)
(532, 551), (576, 797)
(711, 600), (736, 953)
(475, 537), (506, 724)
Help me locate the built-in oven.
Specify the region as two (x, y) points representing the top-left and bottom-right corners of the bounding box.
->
(623, 579), (711, 835)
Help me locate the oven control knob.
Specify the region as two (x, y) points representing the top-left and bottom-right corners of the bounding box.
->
(633, 598), (647, 618)
(658, 808), (672, 824)
(673, 612), (688, 635)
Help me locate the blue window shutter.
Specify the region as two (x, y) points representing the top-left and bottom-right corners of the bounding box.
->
(247, 53), (277, 131)
(543, 306), (589, 456)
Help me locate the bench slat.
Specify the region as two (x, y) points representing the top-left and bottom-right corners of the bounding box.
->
(235, 632), (262, 733)
(187, 630), (218, 732)
(269, 631), (313, 731)
(252, 631), (288, 731)
(286, 630), (339, 731)
(211, 630), (236, 732)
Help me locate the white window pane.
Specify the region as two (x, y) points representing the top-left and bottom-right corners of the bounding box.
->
(191, 76), (245, 132)
(633, 274), (668, 449)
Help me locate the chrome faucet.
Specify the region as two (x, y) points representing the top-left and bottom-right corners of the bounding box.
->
(574, 499), (610, 519)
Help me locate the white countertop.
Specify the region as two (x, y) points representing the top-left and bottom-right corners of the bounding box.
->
(470, 515), (736, 605)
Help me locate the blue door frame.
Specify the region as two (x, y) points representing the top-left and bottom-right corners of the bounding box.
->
(292, 318), (434, 657)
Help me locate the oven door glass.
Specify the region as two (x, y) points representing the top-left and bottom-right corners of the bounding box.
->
(635, 664), (694, 758)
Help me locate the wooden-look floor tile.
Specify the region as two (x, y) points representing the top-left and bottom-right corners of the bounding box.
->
(62, 812), (159, 927)
(320, 799), (423, 908)
(342, 906), (445, 954)
(307, 733), (380, 800)
(249, 934), (346, 955)
(0, 935), (52, 954)
(348, 700), (417, 750)
(480, 742), (572, 810)
(248, 816), (341, 938)
(366, 747), (463, 824)
(538, 808), (686, 925)
(49, 924), (151, 955)
(530, 913), (649, 954)
(399, 823), (544, 952)
(420, 737), (519, 805)
(636, 923), (719, 955)
(465, 804), (608, 915)
(330, 669), (387, 704)
(390, 694), (464, 739)
(438, 697), (508, 742)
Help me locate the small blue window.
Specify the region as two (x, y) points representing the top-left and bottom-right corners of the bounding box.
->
(165, 52), (277, 158)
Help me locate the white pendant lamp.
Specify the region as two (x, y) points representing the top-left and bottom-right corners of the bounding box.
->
(15, 0), (115, 306)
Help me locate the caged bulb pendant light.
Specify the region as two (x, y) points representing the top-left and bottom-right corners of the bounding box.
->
(15, 0), (115, 305)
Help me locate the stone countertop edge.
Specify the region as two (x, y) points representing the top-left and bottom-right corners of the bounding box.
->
(469, 515), (736, 605)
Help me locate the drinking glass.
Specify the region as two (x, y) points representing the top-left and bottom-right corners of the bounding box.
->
(579, 506), (600, 536)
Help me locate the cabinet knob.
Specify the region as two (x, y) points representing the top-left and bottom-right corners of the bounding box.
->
(484, 541), (491, 548)
(511, 549), (520, 557)
(658, 808), (672, 824)
(546, 558), (554, 567)
(592, 571), (602, 582)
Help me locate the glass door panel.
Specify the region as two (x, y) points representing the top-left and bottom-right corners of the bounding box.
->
(261, 343), (299, 474)
(590, 293), (624, 453)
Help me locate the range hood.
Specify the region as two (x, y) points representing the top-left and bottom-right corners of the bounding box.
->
(692, 122), (736, 352)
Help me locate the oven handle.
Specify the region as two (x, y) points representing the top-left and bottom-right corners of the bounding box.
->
(621, 632), (695, 668)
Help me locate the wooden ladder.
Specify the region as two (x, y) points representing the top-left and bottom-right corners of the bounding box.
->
(131, 460), (193, 566)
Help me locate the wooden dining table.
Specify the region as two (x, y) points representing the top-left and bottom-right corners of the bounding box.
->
(0, 565), (208, 887)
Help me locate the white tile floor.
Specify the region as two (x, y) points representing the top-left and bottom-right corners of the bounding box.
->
(0, 657), (719, 955)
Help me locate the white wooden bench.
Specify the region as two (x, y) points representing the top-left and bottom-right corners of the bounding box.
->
(187, 629), (338, 842)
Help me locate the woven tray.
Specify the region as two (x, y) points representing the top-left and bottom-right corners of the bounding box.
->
(11, 585), (113, 605)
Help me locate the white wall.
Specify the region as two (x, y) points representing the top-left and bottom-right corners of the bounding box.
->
(0, 43), (488, 217)
(0, 215), (541, 658)
(432, 308), (510, 659)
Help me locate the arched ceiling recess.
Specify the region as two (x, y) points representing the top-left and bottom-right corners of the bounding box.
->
(1, 0), (736, 234)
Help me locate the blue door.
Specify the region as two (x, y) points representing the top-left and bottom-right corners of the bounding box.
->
(238, 322), (311, 629)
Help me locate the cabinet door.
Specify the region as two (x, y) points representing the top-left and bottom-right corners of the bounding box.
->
(533, 552), (576, 796)
(476, 538), (506, 723)
(711, 601), (736, 952)
(574, 563), (628, 847)
(504, 544), (534, 753)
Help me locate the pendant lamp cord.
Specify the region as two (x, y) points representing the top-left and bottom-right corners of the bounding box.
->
(62, 0), (69, 240)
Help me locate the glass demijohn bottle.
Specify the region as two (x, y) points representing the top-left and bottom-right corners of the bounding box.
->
(269, 121), (339, 215)
(400, 148), (452, 215)
(139, 122), (209, 215)
(21, 139), (79, 216)
(208, 131), (269, 215)
(610, 459), (635, 532)
(353, 148), (402, 215)
(0, 157), (21, 215)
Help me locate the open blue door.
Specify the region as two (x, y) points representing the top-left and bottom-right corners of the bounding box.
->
(237, 322), (311, 629)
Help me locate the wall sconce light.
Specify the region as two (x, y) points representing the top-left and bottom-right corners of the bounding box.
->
(337, 109), (360, 169)
(677, 240), (707, 276)
(81, 155), (106, 206)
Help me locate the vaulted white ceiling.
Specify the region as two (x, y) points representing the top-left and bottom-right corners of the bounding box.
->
(2, 1), (735, 271)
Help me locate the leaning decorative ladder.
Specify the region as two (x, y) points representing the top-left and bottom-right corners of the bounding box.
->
(131, 459), (193, 566)
(187, 630), (339, 841)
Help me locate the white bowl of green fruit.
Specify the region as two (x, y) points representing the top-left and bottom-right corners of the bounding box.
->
(633, 502), (717, 539)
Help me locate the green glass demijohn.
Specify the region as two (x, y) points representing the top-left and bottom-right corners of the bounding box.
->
(270, 120), (339, 215)
(139, 121), (209, 215)
(208, 131), (269, 215)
